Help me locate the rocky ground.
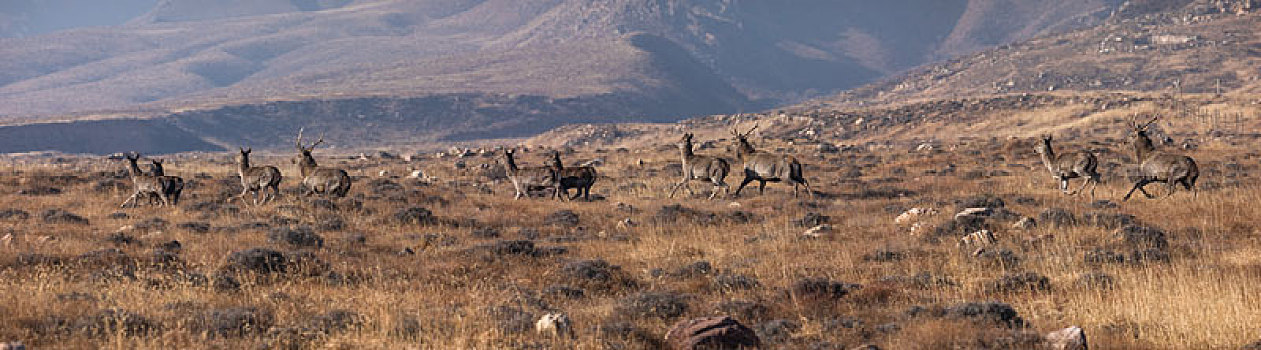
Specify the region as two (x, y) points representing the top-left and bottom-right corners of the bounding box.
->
(1, 97), (1260, 349)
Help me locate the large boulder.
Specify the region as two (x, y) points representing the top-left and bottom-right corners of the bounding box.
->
(664, 316), (761, 350)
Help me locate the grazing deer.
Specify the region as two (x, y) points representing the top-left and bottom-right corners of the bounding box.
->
(1033, 134), (1100, 197)
(148, 158), (185, 206)
(668, 133), (731, 199)
(549, 151), (598, 201)
(503, 149), (556, 200)
(729, 124), (814, 198)
(1122, 117), (1199, 201)
(293, 128), (352, 197)
(236, 147), (283, 204)
(120, 153), (170, 207)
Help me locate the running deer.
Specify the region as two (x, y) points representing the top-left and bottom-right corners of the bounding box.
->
(120, 153), (171, 207)
(668, 133), (731, 199)
(549, 151), (598, 201)
(1122, 116), (1199, 201)
(236, 147), (283, 204)
(293, 128), (352, 197)
(148, 158), (185, 205)
(1033, 134), (1100, 197)
(503, 149), (556, 200)
(729, 123), (814, 198)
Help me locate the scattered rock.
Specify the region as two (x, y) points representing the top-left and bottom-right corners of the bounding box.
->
(1038, 208), (1077, 227)
(790, 278), (859, 300)
(664, 316), (761, 350)
(954, 207), (994, 221)
(895, 207), (937, 224)
(986, 272), (1051, 293)
(1045, 326), (1087, 350)
(941, 302), (1025, 327)
(0, 209), (31, 220)
(1075, 271), (1115, 290)
(177, 221), (211, 233)
(956, 195), (1005, 209)
(222, 248), (287, 274)
(617, 292), (690, 320)
(1112, 225), (1168, 250)
(41, 209), (88, 225)
(802, 224), (833, 239)
(713, 273), (760, 290)
(544, 210), (580, 226)
(1090, 200), (1119, 209)
(74, 309), (156, 336)
(0, 342), (25, 350)
(560, 259), (637, 291)
(190, 307), (275, 338)
(1082, 212), (1136, 229)
(959, 229), (997, 247)
(756, 319), (801, 343)
(267, 227), (324, 249)
(1012, 217), (1037, 230)
(394, 207), (436, 226)
(535, 313), (573, 338)
(796, 212), (831, 227)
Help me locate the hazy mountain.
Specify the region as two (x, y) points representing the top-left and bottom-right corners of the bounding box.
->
(0, 0), (1221, 153)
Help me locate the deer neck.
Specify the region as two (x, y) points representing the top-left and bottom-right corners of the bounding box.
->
(551, 154), (564, 170)
(238, 157), (251, 175)
(680, 141), (695, 160)
(299, 156), (318, 177)
(504, 155), (520, 173)
(736, 140), (756, 161)
(1037, 144), (1059, 174)
(1133, 135), (1156, 161)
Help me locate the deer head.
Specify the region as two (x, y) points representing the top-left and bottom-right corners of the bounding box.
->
(729, 122), (759, 155)
(1033, 134), (1052, 155)
(293, 128), (325, 167)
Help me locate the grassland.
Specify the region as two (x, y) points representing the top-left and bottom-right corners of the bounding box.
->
(1, 98), (1260, 349)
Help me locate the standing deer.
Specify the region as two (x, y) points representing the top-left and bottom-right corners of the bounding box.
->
(503, 149), (556, 200)
(668, 133), (731, 199)
(549, 151), (598, 201)
(730, 124), (814, 198)
(236, 147), (283, 204)
(1122, 116), (1199, 201)
(1033, 134), (1100, 197)
(293, 128), (352, 197)
(120, 153), (170, 207)
(148, 158), (185, 205)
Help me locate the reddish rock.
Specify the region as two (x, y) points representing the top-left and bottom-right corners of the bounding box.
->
(665, 316), (760, 349)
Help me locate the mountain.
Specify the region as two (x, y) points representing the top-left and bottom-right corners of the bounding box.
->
(0, 0), (1208, 153)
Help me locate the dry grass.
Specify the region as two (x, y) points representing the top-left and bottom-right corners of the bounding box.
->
(1, 120), (1259, 349)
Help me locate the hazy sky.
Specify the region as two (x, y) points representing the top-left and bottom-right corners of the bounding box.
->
(0, 0), (158, 37)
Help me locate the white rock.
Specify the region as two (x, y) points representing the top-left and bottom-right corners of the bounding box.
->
(410, 170), (425, 178)
(954, 207), (993, 220)
(616, 219), (638, 230)
(0, 233), (12, 247)
(1012, 217), (1037, 230)
(535, 313), (573, 338)
(909, 222), (926, 236)
(1045, 326), (1087, 350)
(959, 229), (997, 247)
(378, 170), (389, 177)
(803, 224), (833, 238)
(895, 207), (937, 224)
(728, 202), (742, 208)
(0, 341), (26, 350)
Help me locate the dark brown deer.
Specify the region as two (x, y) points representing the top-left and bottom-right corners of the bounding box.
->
(729, 124), (814, 198)
(236, 147), (283, 204)
(503, 149), (555, 200)
(1033, 134), (1100, 197)
(294, 128), (351, 197)
(120, 153), (170, 207)
(148, 158), (185, 205)
(668, 133), (730, 200)
(549, 151), (598, 201)
(1122, 116), (1199, 201)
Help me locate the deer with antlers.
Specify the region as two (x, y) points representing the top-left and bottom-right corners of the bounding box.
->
(729, 123), (814, 198)
(1122, 116), (1199, 201)
(549, 151), (598, 201)
(120, 153), (174, 207)
(503, 149), (556, 200)
(293, 128), (351, 197)
(236, 147), (283, 204)
(668, 133), (731, 199)
(1033, 134), (1100, 197)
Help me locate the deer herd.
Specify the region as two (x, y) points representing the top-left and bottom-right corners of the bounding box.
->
(115, 116), (1199, 209)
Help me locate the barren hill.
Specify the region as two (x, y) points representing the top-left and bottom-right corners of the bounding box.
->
(0, 0), (1226, 153)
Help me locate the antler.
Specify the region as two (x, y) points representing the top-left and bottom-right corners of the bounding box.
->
(296, 127), (306, 151)
(311, 133), (325, 149)
(742, 123), (760, 137)
(1141, 116), (1159, 129)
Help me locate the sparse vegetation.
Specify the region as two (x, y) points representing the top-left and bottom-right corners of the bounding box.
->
(2, 97), (1259, 348)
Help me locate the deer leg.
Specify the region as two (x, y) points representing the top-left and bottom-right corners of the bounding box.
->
(120, 193), (139, 208)
(1070, 177), (1091, 196)
(757, 180), (767, 195)
(1123, 180), (1152, 201)
(801, 179), (815, 198)
(668, 179), (688, 198)
(733, 176), (755, 197)
(1164, 178), (1178, 198)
